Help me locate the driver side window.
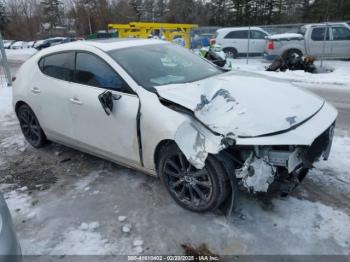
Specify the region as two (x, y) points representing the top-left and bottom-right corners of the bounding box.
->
(74, 52), (132, 94)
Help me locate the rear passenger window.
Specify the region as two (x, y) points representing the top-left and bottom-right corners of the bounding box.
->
(40, 52), (75, 81)
(332, 26), (350, 40)
(311, 27), (330, 41)
(224, 30), (248, 39)
(74, 52), (131, 93)
(250, 30), (267, 39)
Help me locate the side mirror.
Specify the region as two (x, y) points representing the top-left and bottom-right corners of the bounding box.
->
(98, 91), (121, 116)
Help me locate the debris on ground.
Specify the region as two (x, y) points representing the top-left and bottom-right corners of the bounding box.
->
(181, 243), (218, 258)
(79, 222), (99, 231)
(133, 239), (143, 246)
(266, 54), (316, 73)
(118, 216), (127, 222)
(122, 224), (132, 233)
(0, 158), (58, 191)
(198, 45), (227, 67)
(134, 246), (143, 253)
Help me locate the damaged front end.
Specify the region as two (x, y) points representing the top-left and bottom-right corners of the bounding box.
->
(235, 123), (335, 194)
(155, 73), (337, 196)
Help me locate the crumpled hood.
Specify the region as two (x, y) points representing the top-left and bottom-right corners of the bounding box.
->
(155, 71), (324, 137)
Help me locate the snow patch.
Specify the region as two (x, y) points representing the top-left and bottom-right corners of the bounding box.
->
(230, 59), (350, 89)
(271, 197), (350, 249)
(309, 136), (350, 190)
(118, 215), (127, 222)
(0, 87), (13, 122)
(74, 171), (100, 191)
(5, 48), (37, 61)
(267, 33), (304, 40)
(4, 190), (38, 220)
(0, 134), (28, 154)
(50, 223), (111, 255)
(79, 221), (99, 231)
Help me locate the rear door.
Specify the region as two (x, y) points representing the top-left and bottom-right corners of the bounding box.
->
(222, 30), (248, 53)
(33, 52), (75, 140)
(308, 26), (332, 58)
(330, 25), (350, 58)
(69, 52), (141, 165)
(250, 30), (268, 55)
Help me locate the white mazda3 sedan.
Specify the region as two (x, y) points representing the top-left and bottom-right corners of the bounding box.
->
(12, 39), (337, 212)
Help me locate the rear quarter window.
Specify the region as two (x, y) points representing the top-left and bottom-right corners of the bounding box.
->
(39, 52), (75, 81)
(224, 30), (248, 39)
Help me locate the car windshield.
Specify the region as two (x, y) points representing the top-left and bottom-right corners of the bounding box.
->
(108, 43), (222, 89)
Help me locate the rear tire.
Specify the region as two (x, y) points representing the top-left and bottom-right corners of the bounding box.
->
(223, 47), (238, 59)
(282, 49), (303, 61)
(158, 143), (229, 212)
(16, 104), (47, 148)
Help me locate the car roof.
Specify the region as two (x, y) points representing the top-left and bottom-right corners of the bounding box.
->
(217, 27), (265, 33)
(38, 38), (167, 54)
(304, 22), (349, 28)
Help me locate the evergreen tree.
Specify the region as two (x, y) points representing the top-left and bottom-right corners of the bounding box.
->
(41, 0), (63, 30)
(0, 0), (8, 33)
(129, 0), (143, 21)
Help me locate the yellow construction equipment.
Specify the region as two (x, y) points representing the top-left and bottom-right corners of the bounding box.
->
(108, 22), (198, 48)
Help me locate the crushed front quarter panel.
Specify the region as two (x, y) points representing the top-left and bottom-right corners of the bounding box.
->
(174, 121), (223, 169)
(156, 71), (338, 192)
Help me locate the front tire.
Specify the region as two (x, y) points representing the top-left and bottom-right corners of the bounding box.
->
(223, 47), (238, 59)
(158, 144), (228, 212)
(16, 104), (47, 148)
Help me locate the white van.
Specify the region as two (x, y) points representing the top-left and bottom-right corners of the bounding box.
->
(213, 27), (269, 58)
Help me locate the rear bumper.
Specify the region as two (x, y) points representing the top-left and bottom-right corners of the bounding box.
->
(263, 52), (278, 60)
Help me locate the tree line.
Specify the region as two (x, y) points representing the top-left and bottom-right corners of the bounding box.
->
(1, 0), (350, 40)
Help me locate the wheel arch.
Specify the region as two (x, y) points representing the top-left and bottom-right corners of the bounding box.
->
(223, 46), (238, 53)
(153, 139), (177, 171)
(223, 47), (238, 59)
(14, 100), (29, 114)
(282, 48), (303, 59)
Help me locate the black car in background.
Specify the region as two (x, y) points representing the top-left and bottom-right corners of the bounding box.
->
(34, 37), (70, 50)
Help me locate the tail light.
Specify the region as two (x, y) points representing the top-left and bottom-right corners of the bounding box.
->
(210, 38), (216, 45)
(267, 40), (274, 50)
(12, 76), (16, 82)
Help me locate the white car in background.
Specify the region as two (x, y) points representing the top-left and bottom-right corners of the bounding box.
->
(10, 41), (28, 50)
(3, 40), (15, 49)
(264, 23), (350, 60)
(213, 27), (269, 58)
(26, 41), (36, 48)
(12, 39), (337, 213)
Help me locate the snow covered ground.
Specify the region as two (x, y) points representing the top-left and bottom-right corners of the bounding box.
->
(229, 58), (350, 89)
(1, 85), (350, 256)
(5, 48), (37, 62)
(1, 51), (350, 257)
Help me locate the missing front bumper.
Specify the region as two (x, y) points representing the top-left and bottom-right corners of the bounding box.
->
(236, 123), (335, 193)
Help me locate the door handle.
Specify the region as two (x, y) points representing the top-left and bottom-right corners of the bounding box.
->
(70, 97), (83, 105)
(31, 87), (41, 94)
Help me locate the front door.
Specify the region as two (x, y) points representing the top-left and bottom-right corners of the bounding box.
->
(68, 52), (141, 165)
(249, 30), (268, 55)
(330, 25), (350, 58)
(308, 26), (332, 58)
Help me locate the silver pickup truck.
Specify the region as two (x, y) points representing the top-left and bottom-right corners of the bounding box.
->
(264, 22), (350, 60)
